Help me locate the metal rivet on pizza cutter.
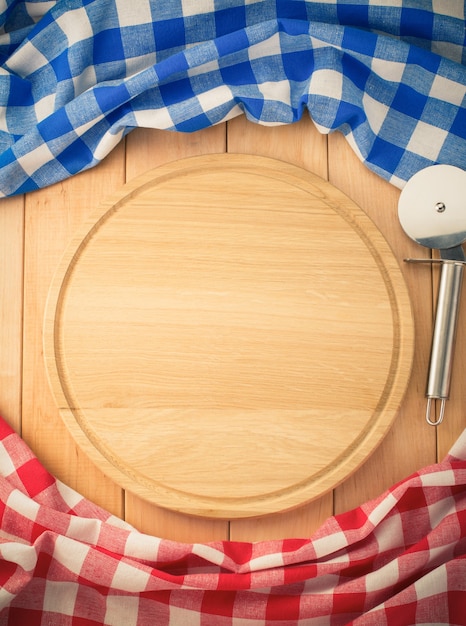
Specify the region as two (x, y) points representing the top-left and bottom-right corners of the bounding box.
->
(398, 164), (466, 426)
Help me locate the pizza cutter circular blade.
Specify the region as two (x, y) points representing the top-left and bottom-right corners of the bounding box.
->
(398, 164), (466, 426)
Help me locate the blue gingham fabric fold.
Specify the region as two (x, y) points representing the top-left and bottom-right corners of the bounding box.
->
(1, 0), (465, 197)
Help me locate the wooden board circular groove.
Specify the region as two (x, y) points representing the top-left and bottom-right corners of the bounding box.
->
(44, 154), (414, 518)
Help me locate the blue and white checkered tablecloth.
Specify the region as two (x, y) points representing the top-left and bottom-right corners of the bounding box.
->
(0, 1), (465, 197)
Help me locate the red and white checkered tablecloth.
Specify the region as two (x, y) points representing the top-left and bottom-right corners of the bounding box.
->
(0, 416), (464, 625)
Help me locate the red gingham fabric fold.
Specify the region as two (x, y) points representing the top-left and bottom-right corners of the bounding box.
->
(0, 416), (465, 625)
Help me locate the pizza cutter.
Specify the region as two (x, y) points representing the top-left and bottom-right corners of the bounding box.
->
(398, 164), (466, 426)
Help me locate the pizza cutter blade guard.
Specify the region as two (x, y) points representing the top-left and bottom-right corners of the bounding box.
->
(398, 165), (466, 426)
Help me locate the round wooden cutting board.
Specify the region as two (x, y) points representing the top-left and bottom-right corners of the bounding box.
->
(44, 154), (414, 518)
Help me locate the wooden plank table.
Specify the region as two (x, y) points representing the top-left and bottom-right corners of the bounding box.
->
(2, 116), (461, 542)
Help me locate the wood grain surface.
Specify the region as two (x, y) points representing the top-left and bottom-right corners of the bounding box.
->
(43, 154), (414, 518)
(1, 115), (461, 541)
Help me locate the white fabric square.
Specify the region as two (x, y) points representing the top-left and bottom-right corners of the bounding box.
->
(56, 479), (85, 510)
(169, 605), (201, 625)
(54, 535), (90, 577)
(0, 542), (37, 573)
(413, 563), (448, 600)
(7, 490), (40, 521)
(406, 120), (449, 160)
(363, 92), (390, 135)
(374, 512), (403, 553)
(196, 84), (234, 113)
(248, 32), (281, 61)
(55, 8), (94, 47)
(432, 41), (465, 64)
(0, 442), (17, 476)
(366, 559), (400, 592)
(191, 543), (226, 567)
(24, 1), (56, 21)
(105, 595), (140, 626)
(368, 492), (398, 526)
(429, 74), (466, 107)
(427, 497), (456, 531)
(7, 41), (49, 75)
(132, 107), (174, 130)
(93, 129), (124, 161)
(72, 65), (98, 98)
(309, 69), (343, 100)
(17, 142), (55, 177)
(43, 580), (79, 615)
(249, 552), (284, 573)
(432, 0), (464, 19)
(370, 56), (406, 84)
(313, 530), (348, 559)
(34, 93), (55, 123)
(112, 560), (151, 592)
(67, 515), (101, 544)
(124, 532), (162, 560)
(182, 0), (215, 17)
(420, 469), (455, 487)
(258, 79), (291, 104)
(115, 0), (153, 27)
(0, 588), (15, 608)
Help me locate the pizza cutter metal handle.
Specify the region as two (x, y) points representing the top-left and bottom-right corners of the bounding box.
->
(425, 259), (464, 425)
(398, 164), (466, 426)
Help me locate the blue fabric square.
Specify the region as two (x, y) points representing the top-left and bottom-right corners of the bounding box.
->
(38, 108), (75, 142)
(367, 135), (405, 172)
(333, 99), (366, 131)
(239, 96), (264, 121)
(276, 0), (308, 21)
(406, 44), (440, 74)
(450, 106), (466, 139)
(93, 28), (125, 64)
(50, 49), (73, 82)
(341, 53), (370, 92)
(215, 28), (250, 58)
(56, 136), (94, 174)
(159, 77), (195, 107)
(341, 26), (377, 59)
(94, 83), (131, 114)
(215, 6), (246, 38)
(337, 4), (369, 28)
(282, 49), (314, 82)
(7, 75), (33, 106)
(391, 84), (428, 120)
(152, 17), (186, 52)
(399, 8), (434, 40)
(173, 111), (212, 132)
(220, 60), (256, 86)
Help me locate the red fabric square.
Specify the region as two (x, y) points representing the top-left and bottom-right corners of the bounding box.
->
(200, 590), (235, 617)
(265, 593), (301, 620)
(35, 549), (53, 578)
(385, 599), (417, 624)
(218, 571), (251, 590)
(336, 506), (369, 531)
(332, 591), (367, 614)
(447, 589), (466, 623)
(5, 607), (43, 625)
(15, 458), (55, 498)
(0, 559), (18, 587)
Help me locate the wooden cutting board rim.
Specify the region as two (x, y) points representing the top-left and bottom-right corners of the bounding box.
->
(43, 153), (414, 518)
